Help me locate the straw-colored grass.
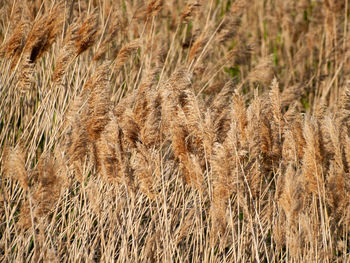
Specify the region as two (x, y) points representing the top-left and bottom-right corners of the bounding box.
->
(1, 0), (350, 262)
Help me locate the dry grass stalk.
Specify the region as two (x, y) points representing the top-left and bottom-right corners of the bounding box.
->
(1, 0), (350, 261)
(93, 13), (121, 61)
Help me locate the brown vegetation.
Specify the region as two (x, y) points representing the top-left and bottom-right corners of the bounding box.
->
(1, 0), (350, 262)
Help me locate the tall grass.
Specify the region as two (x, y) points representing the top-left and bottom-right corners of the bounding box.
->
(1, 0), (350, 262)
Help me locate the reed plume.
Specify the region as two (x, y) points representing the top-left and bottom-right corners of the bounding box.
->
(1, 0), (350, 261)
(23, 2), (64, 63)
(114, 39), (141, 72)
(75, 13), (99, 55)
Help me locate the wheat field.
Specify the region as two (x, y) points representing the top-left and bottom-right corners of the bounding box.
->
(0, 0), (350, 262)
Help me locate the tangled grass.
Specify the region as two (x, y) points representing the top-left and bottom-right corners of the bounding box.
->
(1, 0), (350, 262)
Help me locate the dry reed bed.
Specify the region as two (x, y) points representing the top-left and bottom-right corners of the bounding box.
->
(0, 0), (350, 262)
